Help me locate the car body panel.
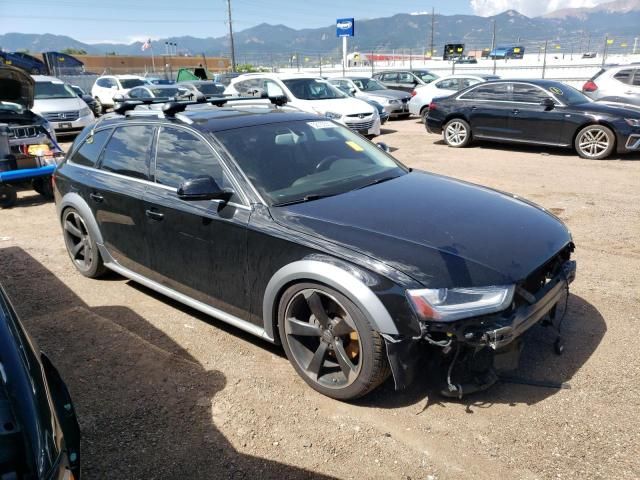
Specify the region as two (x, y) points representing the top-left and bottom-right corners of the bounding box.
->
(328, 77), (411, 117)
(583, 65), (640, 106)
(409, 75), (500, 116)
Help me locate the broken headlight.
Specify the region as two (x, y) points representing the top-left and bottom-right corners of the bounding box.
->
(406, 285), (515, 322)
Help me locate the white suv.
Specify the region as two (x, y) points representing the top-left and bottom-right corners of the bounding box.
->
(91, 75), (148, 112)
(225, 73), (381, 136)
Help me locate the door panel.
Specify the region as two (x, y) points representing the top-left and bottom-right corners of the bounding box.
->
(508, 84), (565, 144)
(461, 83), (512, 137)
(143, 188), (251, 320)
(93, 124), (155, 274)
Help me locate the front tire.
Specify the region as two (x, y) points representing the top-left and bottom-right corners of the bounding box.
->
(443, 118), (472, 147)
(62, 208), (107, 278)
(575, 124), (615, 159)
(278, 282), (390, 400)
(0, 186), (17, 209)
(93, 97), (104, 115)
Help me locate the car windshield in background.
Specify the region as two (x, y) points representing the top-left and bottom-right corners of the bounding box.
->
(545, 84), (591, 105)
(196, 83), (225, 95)
(71, 86), (85, 95)
(34, 81), (77, 99)
(214, 120), (407, 205)
(151, 87), (182, 97)
(414, 71), (437, 83)
(120, 79), (146, 89)
(282, 79), (345, 100)
(0, 102), (24, 113)
(354, 78), (387, 91)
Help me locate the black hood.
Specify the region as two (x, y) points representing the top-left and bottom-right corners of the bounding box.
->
(271, 171), (572, 288)
(0, 65), (34, 110)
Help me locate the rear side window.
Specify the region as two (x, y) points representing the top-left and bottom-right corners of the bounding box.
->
(633, 69), (640, 86)
(614, 69), (633, 85)
(154, 127), (230, 190)
(461, 83), (509, 101)
(435, 79), (459, 90)
(100, 125), (154, 180)
(71, 129), (112, 167)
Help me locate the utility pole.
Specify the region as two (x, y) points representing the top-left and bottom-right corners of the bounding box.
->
(226, 0), (236, 71)
(542, 39), (548, 78)
(491, 19), (497, 74)
(429, 7), (435, 59)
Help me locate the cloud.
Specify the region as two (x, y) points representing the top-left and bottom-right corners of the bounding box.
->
(469, 0), (612, 17)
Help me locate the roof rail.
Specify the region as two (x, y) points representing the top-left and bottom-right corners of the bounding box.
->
(113, 94), (288, 117)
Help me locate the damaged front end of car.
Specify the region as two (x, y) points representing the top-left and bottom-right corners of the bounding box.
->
(384, 244), (576, 398)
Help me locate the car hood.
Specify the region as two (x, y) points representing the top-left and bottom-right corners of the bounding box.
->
(586, 100), (640, 117)
(295, 97), (374, 115)
(364, 89), (410, 101)
(32, 97), (85, 114)
(0, 65), (34, 109)
(270, 171), (571, 288)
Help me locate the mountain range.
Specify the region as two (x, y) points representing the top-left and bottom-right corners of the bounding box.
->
(1, 0), (639, 61)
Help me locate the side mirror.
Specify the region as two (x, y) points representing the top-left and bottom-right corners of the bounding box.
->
(177, 175), (233, 203)
(376, 142), (390, 153)
(112, 93), (125, 103)
(541, 98), (555, 110)
(350, 88), (357, 95)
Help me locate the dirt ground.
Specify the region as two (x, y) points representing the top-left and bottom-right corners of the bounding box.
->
(1, 119), (639, 479)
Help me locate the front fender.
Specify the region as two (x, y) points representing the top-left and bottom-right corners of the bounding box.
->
(262, 259), (399, 341)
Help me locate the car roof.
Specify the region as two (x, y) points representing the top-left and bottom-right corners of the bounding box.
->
(100, 107), (318, 133)
(482, 79), (566, 87)
(31, 75), (65, 82)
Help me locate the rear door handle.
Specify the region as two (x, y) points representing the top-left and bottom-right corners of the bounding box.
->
(512, 109), (520, 114)
(145, 209), (164, 221)
(471, 106), (478, 110)
(89, 192), (104, 203)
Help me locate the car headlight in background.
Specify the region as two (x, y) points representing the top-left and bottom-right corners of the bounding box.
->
(79, 106), (92, 117)
(406, 285), (515, 322)
(624, 118), (640, 127)
(324, 111), (342, 120)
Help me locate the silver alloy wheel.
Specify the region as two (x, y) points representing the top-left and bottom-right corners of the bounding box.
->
(578, 128), (610, 158)
(445, 120), (468, 146)
(62, 211), (94, 271)
(284, 289), (362, 389)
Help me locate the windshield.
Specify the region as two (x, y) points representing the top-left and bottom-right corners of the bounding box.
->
(195, 83), (225, 95)
(413, 71), (438, 83)
(352, 78), (386, 92)
(34, 81), (77, 99)
(544, 83), (591, 105)
(121, 79), (146, 89)
(214, 120), (407, 205)
(282, 79), (345, 100)
(70, 85), (84, 96)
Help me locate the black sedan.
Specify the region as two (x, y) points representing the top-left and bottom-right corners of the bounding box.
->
(425, 79), (640, 159)
(0, 285), (80, 479)
(70, 85), (101, 117)
(53, 98), (575, 400)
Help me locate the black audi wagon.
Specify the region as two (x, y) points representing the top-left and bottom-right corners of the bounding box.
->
(53, 97), (576, 400)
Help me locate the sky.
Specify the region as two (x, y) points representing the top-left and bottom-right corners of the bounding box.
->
(0, 0), (614, 44)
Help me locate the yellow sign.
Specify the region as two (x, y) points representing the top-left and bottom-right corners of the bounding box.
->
(607, 39), (614, 45)
(555, 45), (561, 49)
(457, 47), (463, 52)
(514, 48), (521, 53)
(621, 43), (628, 47)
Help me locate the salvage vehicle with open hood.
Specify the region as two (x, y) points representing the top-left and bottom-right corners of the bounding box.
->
(53, 95), (576, 400)
(0, 66), (64, 208)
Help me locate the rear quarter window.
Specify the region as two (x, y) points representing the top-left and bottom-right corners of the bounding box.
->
(613, 69), (633, 85)
(70, 129), (112, 167)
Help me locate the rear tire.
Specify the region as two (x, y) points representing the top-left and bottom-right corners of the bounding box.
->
(278, 282), (391, 400)
(574, 124), (615, 159)
(93, 97), (104, 115)
(420, 107), (429, 124)
(0, 186), (17, 209)
(62, 208), (107, 278)
(443, 118), (472, 148)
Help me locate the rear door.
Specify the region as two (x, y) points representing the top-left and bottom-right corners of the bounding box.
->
(396, 72), (417, 92)
(380, 72), (399, 90)
(458, 83), (513, 137)
(508, 83), (566, 144)
(91, 124), (155, 274)
(143, 126), (250, 318)
(619, 69), (640, 106)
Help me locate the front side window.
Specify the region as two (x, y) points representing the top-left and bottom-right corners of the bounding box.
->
(381, 73), (398, 82)
(414, 71), (437, 83)
(354, 78), (386, 91)
(195, 83), (225, 95)
(511, 84), (551, 103)
(632, 69), (640, 86)
(435, 79), (459, 90)
(282, 79), (344, 100)
(99, 125), (154, 180)
(461, 83), (509, 101)
(233, 79), (259, 95)
(71, 129), (112, 167)
(398, 72), (414, 84)
(155, 127), (231, 191)
(120, 79), (146, 89)
(214, 120), (407, 206)
(262, 80), (285, 97)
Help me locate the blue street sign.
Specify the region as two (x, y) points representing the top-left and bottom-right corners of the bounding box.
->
(336, 18), (355, 38)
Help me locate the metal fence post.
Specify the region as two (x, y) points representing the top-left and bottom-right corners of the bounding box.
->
(542, 40), (548, 79)
(371, 51), (374, 76)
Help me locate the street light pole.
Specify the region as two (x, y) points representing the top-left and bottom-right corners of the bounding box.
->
(226, 0), (237, 71)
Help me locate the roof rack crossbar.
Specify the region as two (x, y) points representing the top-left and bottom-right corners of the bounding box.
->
(113, 94), (288, 117)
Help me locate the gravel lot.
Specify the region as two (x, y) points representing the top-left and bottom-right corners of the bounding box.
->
(1, 119), (639, 479)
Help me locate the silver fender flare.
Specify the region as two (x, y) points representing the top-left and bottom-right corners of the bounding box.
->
(58, 192), (105, 248)
(263, 260), (399, 341)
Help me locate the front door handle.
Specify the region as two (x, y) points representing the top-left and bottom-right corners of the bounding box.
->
(471, 106), (478, 110)
(512, 109), (520, 114)
(89, 192), (104, 203)
(145, 209), (164, 221)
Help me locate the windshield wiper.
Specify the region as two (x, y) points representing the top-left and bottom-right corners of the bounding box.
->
(354, 175), (399, 191)
(273, 193), (336, 207)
